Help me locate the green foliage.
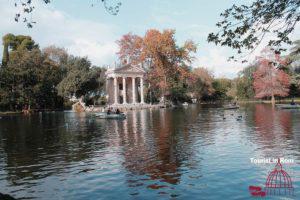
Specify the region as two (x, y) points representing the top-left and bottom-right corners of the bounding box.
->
(208, 0), (300, 61)
(0, 48), (63, 110)
(235, 64), (257, 99)
(2, 33), (38, 66)
(0, 34), (105, 111)
(2, 42), (9, 66)
(169, 82), (190, 104)
(211, 78), (232, 100)
(57, 57), (105, 99)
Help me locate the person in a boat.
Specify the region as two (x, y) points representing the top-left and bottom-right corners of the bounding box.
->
(291, 98), (296, 105)
(116, 109), (120, 114)
(107, 108), (112, 115)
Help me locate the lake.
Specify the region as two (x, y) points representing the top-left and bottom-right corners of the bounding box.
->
(0, 104), (299, 199)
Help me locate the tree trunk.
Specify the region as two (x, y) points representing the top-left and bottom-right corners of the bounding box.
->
(271, 94), (275, 106)
(2, 43), (9, 66)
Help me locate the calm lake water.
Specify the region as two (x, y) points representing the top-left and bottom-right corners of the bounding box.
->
(0, 104), (299, 200)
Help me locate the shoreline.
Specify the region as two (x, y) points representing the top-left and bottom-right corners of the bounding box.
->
(238, 98), (300, 104)
(1, 99), (300, 115)
(0, 109), (65, 116)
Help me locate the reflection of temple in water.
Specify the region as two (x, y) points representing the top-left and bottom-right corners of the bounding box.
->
(108, 106), (207, 190)
(1, 104), (299, 199)
(118, 109), (182, 186)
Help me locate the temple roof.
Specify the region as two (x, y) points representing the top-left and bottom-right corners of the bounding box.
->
(106, 64), (146, 77)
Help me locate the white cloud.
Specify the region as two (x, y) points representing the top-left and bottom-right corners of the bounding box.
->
(0, 0), (119, 66)
(195, 46), (246, 78)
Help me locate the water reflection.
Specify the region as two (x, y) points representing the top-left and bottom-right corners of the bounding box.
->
(0, 104), (299, 199)
(118, 108), (198, 190)
(0, 113), (108, 195)
(251, 104), (299, 157)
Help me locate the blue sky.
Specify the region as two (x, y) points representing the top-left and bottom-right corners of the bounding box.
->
(0, 0), (299, 77)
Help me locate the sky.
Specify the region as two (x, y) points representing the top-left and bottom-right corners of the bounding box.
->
(0, 0), (299, 78)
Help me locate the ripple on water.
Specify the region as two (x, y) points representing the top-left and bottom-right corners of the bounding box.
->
(0, 104), (299, 199)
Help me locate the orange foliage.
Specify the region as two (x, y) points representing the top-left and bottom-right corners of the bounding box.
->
(117, 29), (197, 95)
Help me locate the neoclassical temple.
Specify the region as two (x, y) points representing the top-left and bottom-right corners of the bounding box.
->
(105, 65), (146, 106)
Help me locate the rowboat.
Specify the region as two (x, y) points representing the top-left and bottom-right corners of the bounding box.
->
(95, 112), (126, 119)
(223, 105), (240, 110)
(275, 104), (300, 109)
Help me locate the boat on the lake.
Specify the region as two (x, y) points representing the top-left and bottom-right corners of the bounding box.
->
(223, 104), (240, 110)
(275, 104), (300, 109)
(95, 112), (126, 119)
(182, 102), (189, 107)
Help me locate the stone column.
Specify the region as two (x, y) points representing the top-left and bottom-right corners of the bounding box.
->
(122, 77), (127, 104)
(132, 77), (136, 104)
(114, 77), (118, 104)
(140, 77), (144, 104)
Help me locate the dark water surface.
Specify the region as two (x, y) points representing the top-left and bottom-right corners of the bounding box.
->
(0, 104), (299, 199)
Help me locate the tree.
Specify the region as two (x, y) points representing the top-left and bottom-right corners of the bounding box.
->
(288, 40), (300, 72)
(211, 78), (232, 100)
(236, 64), (257, 99)
(253, 51), (290, 105)
(208, 0), (300, 61)
(2, 34), (15, 66)
(144, 30), (196, 99)
(0, 33), (106, 111)
(56, 57), (104, 100)
(287, 40), (300, 97)
(117, 33), (143, 65)
(117, 29), (197, 102)
(290, 40), (300, 57)
(189, 67), (214, 100)
(0, 45), (65, 110)
(2, 33), (38, 66)
(43, 45), (68, 65)
(13, 0), (122, 28)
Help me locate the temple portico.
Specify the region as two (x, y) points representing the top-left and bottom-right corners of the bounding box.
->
(105, 65), (146, 106)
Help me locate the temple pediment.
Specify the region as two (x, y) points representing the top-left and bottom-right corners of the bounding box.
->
(113, 65), (145, 74)
(106, 64), (145, 77)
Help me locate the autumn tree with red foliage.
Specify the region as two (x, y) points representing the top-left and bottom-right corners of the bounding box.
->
(117, 29), (197, 101)
(253, 48), (290, 105)
(117, 33), (143, 65)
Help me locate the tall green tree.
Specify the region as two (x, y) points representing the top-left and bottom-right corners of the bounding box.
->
(2, 33), (38, 66)
(2, 47), (64, 110)
(57, 57), (105, 100)
(236, 64), (257, 99)
(0, 34), (106, 111)
(211, 78), (232, 100)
